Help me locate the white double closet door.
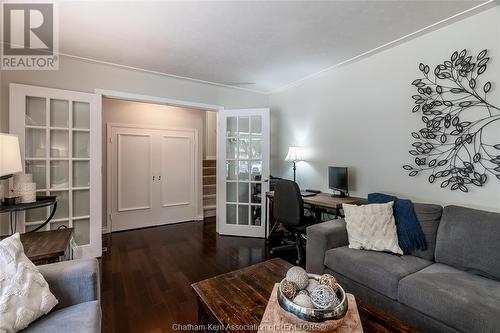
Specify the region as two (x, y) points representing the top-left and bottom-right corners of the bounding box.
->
(109, 126), (198, 232)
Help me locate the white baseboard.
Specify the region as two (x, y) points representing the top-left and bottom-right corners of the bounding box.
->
(205, 156), (216, 160)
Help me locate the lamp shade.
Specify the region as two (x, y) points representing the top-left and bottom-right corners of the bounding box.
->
(285, 146), (303, 162)
(0, 133), (23, 177)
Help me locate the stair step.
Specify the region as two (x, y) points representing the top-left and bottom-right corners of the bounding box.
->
(203, 185), (216, 195)
(204, 209), (216, 218)
(203, 160), (216, 168)
(203, 175), (216, 185)
(203, 196), (216, 207)
(202, 159), (217, 205)
(203, 167), (216, 176)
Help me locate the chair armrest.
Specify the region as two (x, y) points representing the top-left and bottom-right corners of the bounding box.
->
(306, 219), (348, 274)
(38, 258), (100, 310)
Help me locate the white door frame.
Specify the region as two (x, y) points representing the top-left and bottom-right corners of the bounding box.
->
(95, 88), (224, 233)
(106, 123), (199, 233)
(94, 89), (223, 112)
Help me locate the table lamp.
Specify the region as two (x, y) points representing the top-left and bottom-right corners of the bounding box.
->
(285, 146), (303, 182)
(0, 133), (23, 203)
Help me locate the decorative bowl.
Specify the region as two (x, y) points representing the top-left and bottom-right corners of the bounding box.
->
(277, 273), (348, 322)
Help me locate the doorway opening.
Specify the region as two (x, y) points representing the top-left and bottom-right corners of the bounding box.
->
(102, 97), (217, 233)
(202, 111), (217, 219)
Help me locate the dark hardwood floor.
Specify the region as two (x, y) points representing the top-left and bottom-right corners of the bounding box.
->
(102, 219), (273, 333)
(101, 218), (413, 333)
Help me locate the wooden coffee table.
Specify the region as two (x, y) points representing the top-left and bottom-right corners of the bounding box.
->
(192, 258), (416, 333)
(192, 258), (363, 332)
(192, 258), (290, 332)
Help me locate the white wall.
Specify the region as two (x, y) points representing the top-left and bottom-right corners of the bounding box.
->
(269, 6), (500, 212)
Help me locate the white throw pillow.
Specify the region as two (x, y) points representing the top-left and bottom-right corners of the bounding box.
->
(343, 202), (403, 255)
(0, 233), (58, 333)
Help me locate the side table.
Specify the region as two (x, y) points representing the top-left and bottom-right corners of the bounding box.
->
(19, 228), (73, 265)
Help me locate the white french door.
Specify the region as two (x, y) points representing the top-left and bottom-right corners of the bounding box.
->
(109, 125), (198, 232)
(9, 83), (102, 259)
(217, 108), (270, 237)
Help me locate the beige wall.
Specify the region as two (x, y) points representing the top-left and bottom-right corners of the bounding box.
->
(204, 111), (217, 159)
(102, 98), (206, 230)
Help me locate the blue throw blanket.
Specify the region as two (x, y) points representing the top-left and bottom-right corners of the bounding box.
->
(368, 193), (426, 253)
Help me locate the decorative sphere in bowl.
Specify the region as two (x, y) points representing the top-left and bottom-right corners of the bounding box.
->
(277, 273), (348, 322)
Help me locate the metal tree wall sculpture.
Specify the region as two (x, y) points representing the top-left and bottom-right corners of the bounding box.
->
(404, 49), (500, 192)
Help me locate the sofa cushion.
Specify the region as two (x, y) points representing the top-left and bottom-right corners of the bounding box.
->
(23, 300), (101, 333)
(435, 205), (500, 280)
(398, 263), (500, 333)
(368, 193), (426, 253)
(324, 246), (431, 299)
(410, 203), (442, 261)
(343, 202), (403, 255)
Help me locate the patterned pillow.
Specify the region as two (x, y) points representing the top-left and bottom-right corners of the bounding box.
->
(343, 202), (403, 255)
(0, 233), (58, 333)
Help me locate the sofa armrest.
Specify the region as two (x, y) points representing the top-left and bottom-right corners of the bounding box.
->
(306, 219), (348, 274)
(38, 258), (100, 310)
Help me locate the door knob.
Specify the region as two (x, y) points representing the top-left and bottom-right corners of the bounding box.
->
(153, 175), (155, 181)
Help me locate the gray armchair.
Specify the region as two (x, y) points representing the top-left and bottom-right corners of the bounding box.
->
(23, 259), (101, 333)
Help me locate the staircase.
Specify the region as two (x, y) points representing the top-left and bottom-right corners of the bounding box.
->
(203, 159), (216, 218)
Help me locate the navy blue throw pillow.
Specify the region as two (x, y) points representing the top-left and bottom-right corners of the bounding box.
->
(368, 193), (426, 254)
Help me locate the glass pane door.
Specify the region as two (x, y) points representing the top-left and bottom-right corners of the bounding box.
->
(10, 83), (101, 259)
(218, 109), (269, 238)
(23, 96), (91, 245)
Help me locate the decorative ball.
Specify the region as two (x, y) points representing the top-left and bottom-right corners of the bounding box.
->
(292, 293), (314, 308)
(280, 280), (297, 299)
(305, 278), (319, 294)
(310, 285), (339, 309)
(297, 289), (309, 296)
(286, 266), (309, 290)
(319, 273), (339, 292)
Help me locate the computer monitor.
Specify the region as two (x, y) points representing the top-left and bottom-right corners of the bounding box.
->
(328, 167), (348, 197)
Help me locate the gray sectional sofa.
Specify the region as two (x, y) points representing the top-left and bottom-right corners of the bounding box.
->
(23, 259), (101, 333)
(306, 204), (500, 333)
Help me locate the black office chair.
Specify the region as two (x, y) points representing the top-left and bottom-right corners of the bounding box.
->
(269, 179), (315, 264)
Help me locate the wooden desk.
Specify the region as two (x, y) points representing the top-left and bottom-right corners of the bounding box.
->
(265, 192), (366, 239)
(266, 191), (366, 210)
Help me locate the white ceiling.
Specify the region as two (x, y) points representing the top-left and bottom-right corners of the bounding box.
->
(58, 1), (490, 93)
